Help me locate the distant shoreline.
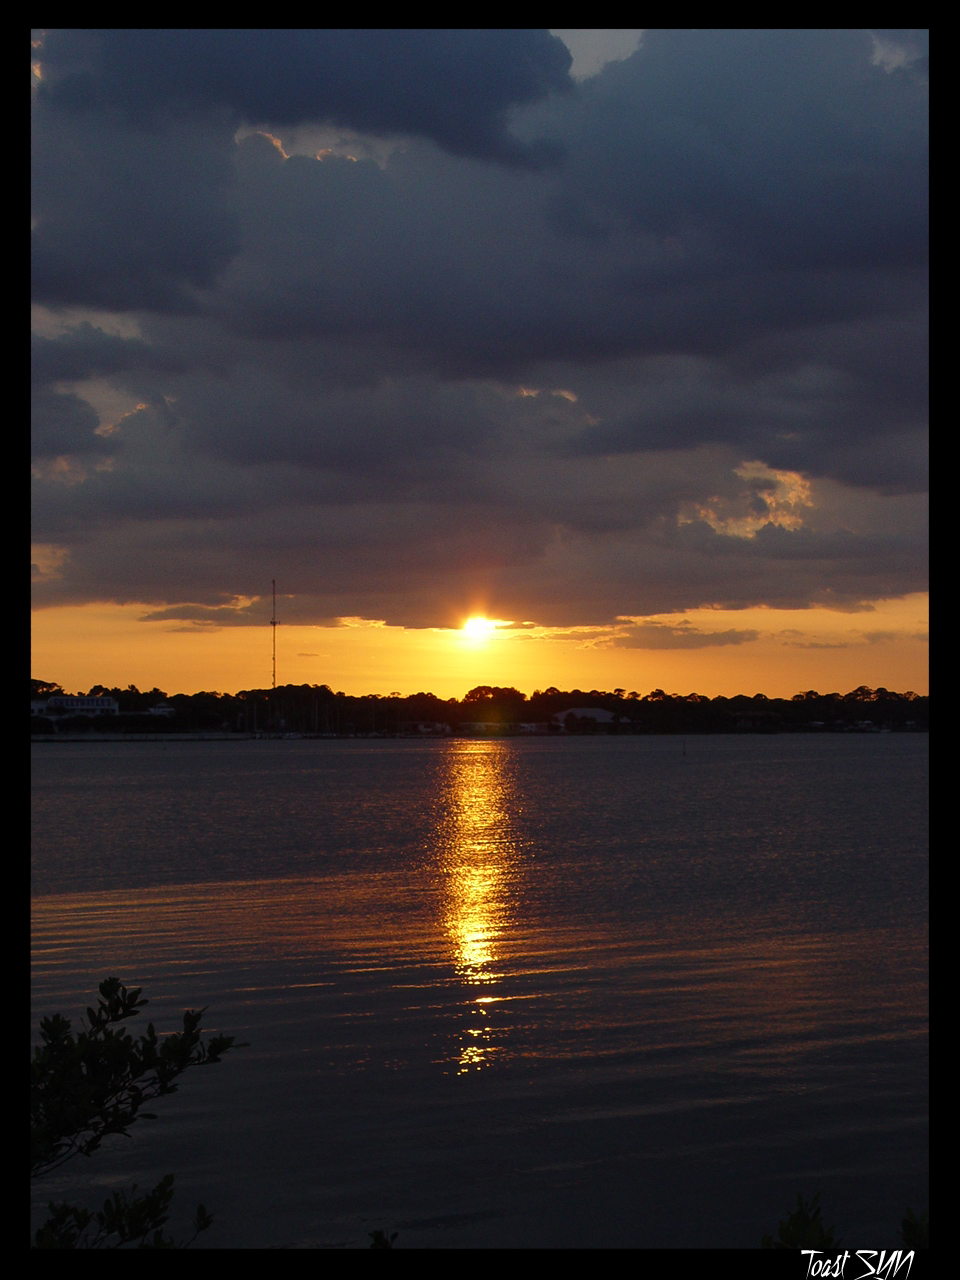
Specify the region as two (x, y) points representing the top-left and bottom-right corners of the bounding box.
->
(31, 726), (927, 744)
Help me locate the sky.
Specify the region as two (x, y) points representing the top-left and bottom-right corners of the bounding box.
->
(31, 29), (929, 699)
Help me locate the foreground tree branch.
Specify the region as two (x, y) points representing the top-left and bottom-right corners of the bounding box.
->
(31, 977), (244, 1247)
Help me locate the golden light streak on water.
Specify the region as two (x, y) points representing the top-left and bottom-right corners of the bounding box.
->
(438, 743), (519, 1073)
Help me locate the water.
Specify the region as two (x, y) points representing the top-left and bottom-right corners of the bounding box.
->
(31, 734), (928, 1247)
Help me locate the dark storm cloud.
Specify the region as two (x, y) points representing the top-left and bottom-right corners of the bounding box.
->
(31, 387), (112, 459)
(201, 31), (927, 481)
(549, 29), (927, 272)
(170, 370), (517, 475)
(565, 314), (928, 493)
(31, 324), (180, 385)
(31, 29), (928, 630)
(31, 28), (571, 311)
(31, 101), (239, 312)
(37, 29), (573, 167)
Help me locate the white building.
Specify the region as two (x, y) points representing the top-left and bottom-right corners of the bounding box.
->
(32, 695), (119, 717)
(551, 707), (618, 729)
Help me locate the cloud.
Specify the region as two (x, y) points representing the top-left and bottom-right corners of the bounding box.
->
(31, 103), (239, 311)
(31, 30), (928, 634)
(36, 29), (573, 167)
(32, 323), (180, 385)
(609, 622), (760, 650)
(552, 30), (644, 81)
(553, 29), (927, 272)
(31, 387), (111, 460)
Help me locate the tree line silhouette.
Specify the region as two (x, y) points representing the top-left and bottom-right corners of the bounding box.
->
(31, 678), (927, 736)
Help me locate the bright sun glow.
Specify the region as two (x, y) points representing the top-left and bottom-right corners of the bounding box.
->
(463, 616), (497, 636)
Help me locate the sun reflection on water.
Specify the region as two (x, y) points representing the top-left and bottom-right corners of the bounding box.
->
(439, 743), (517, 1074)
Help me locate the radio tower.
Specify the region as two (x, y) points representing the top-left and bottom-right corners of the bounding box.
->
(271, 578), (277, 690)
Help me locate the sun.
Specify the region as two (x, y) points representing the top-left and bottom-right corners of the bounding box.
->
(463, 616), (497, 637)
(459, 615), (513, 645)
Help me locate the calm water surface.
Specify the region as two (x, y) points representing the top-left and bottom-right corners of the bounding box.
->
(31, 735), (928, 1247)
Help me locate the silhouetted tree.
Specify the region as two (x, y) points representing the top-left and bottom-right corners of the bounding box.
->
(762, 1191), (927, 1251)
(31, 679), (928, 737)
(31, 977), (243, 1248)
(31, 679), (64, 698)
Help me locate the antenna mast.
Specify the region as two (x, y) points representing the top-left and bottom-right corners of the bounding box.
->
(271, 578), (277, 690)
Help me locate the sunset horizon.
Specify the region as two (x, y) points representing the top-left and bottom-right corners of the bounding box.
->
(32, 590), (928, 702)
(30, 30), (928, 1252)
(32, 30), (927, 708)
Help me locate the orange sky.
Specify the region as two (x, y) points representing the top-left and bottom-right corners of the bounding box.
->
(31, 592), (929, 699)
